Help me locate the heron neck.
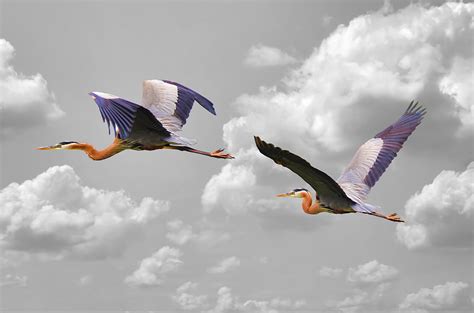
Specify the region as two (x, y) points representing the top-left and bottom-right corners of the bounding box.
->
(301, 192), (323, 215)
(73, 140), (124, 160)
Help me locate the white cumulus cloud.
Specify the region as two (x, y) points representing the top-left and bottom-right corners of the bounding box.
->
(165, 219), (230, 247)
(399, 281), (471, 312)
(173, 281), (208, 310)
(0, 165), (169, 260)
(207, 256), (241, 274)
(319, 266), (343, 278)
(347, 260), (398, 285)
(244, 44), (296, 68)
(124, 246), (182, 287)
(397, 162), (473, 249)
(206, 286), (306, 313)
(0, 38), (64, 136)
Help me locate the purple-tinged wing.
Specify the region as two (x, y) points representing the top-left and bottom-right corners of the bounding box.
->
(337, 101), (426, 203)
(142, 80), (216, 133)
(89, 91), (170, 139)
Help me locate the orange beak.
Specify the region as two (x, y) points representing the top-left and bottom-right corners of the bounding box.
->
(276, 193), (291, 197)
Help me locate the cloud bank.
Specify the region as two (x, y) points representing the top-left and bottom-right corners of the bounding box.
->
(0, 165), (169, 260)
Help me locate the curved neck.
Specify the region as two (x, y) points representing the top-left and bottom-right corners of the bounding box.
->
(71, 139), (124, 160)
(301, 192), (323, 215)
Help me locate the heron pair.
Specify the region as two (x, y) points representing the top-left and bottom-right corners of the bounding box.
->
(39, 80), (426, 223)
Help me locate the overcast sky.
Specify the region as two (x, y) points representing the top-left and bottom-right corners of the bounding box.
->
(0, 0), (473, 312)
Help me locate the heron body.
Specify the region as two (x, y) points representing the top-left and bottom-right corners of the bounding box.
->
(255, 101), (426, 223)
(38, 80), (233, 160)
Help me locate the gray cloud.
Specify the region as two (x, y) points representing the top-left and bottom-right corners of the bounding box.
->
(347, 260), (398, 285)
(207, 256), (241, 274)
(397, 162), (473, 249)
(0, 165), (170, 260)
(0, 274), (28, 287)
(244, 44), (297, 68)
(399, 281), (471, 313)
(124, 246), (182, 287)
(0, 38), (64, 136)
(173, 281), (208, 310)
(206, 286), (306, 313)
(319, 266), (343, 278)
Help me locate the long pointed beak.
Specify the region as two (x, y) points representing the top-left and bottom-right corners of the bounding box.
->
(36, 145), (57, 150)
(276, 193), (291, 198)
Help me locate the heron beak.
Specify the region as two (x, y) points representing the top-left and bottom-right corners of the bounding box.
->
(36, 145), (61, 150)
(276, 192), (292, 198)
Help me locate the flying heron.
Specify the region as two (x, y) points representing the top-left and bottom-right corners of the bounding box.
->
(255, 102), (426, 223)
(38, 80), (233, 160)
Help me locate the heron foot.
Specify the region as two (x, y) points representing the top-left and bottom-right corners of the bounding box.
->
(210, 149), (234, 159)
(386, 213), (404, 223)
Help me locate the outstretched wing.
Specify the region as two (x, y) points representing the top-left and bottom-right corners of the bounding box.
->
(142, 80), (216, 133)
(254, 136), (354, 209)
(337, 101), (426, 203)
(89, 91), (170, 139)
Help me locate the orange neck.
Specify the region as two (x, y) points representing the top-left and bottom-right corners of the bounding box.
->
(71, 139), (124, 160)
(301, 191), (324, 215)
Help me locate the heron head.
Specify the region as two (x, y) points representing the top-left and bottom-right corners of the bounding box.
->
(276, 188), (309, 198)
(36, 141), (80, 151)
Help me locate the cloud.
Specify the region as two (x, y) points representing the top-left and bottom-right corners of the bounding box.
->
(329, 260), (398, 313)
(203, 2), (474, 222)
(396, 162), (473, 249)
(124, 246), (182, 287)
(0, 38), (64, 136)
(165, 219), (230, 247)
(0, 274), (28, 287)
(166, 219), (195, 245)
(399, 281), (471, 312)
(322, 15), (333, 27)
(347, 260), (398, 285)
(207, 286), (306, 313)
(202, 163), (256, 214)
(207, 256), (241, 274)
(439, 55), (474, 134)
(319, 266), (343, 278)
(0, 165), (169, 260)
(78, 275), (92, 286)
(244, 44), (296, 68)
(335, 283), (390, 313)
(173, 281), (208, 310)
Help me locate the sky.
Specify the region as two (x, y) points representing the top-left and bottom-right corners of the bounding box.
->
(0, 0), (473, 312)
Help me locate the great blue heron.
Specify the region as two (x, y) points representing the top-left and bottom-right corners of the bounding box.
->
(38, 80), (233, 160)
(255, 102), (426, 222)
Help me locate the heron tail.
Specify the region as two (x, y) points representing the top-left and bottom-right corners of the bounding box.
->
(352, 202), (378, 214)
(166, 134), (197, 146)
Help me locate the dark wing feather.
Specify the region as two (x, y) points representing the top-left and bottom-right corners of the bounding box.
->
(91, 93), (170, 140)
(254, 136), (354, 208)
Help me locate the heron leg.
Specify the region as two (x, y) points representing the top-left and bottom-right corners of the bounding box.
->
(365, 211), (404, 223)
(164, 145), (234, 159)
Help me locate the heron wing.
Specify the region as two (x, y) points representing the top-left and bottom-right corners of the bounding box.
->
(91, 92), (170, 140)
(337, 101), (426, 203)
(142, 80), (216, 133)
(254, 136), (354, 208)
